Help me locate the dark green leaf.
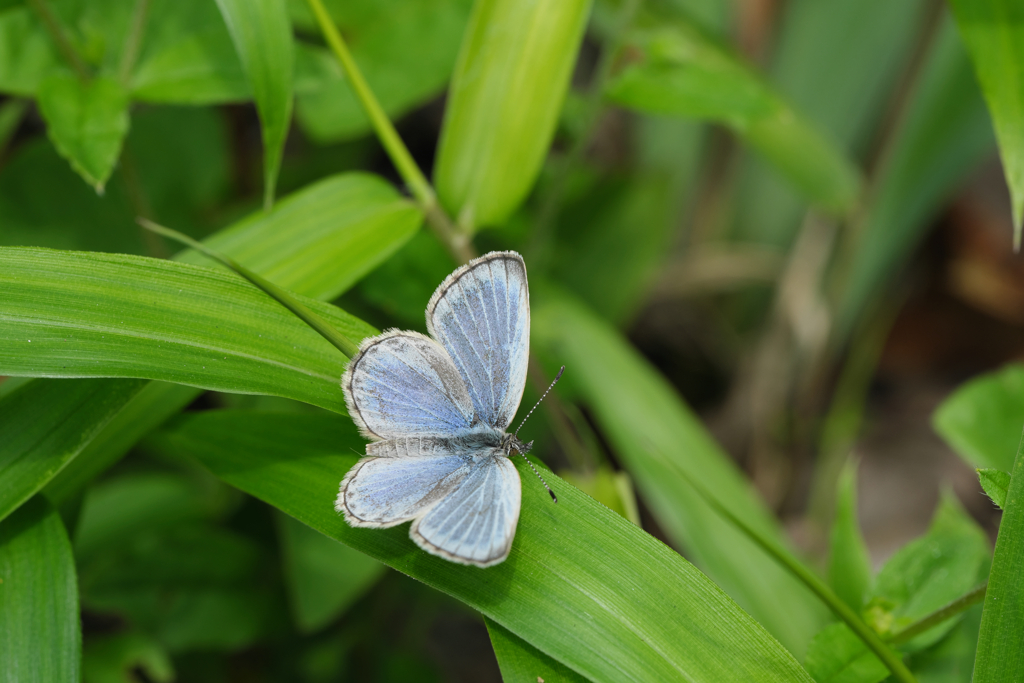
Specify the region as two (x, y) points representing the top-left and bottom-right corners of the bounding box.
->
(531, 289), (827, 655)
(978, 468), (1011, 509)
(828, 460), (871, 612)
(486, 617), (591, 683)
(37, 74), (130, 192)
(0, 496), (80, 683)
(948, 0), (1024, 243)
(214, 0), (293, 207)
(974, 437), (1024, 682)
(0, 377), (146, 523)
(434, 0), (592, 229)
(82, 631), (174, 683)
(0, 247), (374, 412)
(152, 410), (817, 683)
(933, 363), (1024, 471)
(277, 511), (385, 633)
(905, 604), (982, 683)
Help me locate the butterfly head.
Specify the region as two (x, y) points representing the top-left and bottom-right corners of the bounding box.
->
(502, 433), (533, 456)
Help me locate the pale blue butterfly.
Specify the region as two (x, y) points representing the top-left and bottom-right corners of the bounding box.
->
(337, 251), (555, 567)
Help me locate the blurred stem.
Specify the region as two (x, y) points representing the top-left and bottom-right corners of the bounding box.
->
(527, 0), (642, 265)
(677, 466), (917, 683)
(118, 0), (151, 85)
(304, 0), (473, 264)
(888, 582), (987, 646)
(27, 0), (89, 79)
(120, 150), (167, 258)
(138, 219), (361, 359)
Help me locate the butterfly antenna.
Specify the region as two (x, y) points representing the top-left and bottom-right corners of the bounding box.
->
(514, 365), (565, 440)
(519, 452), (558, 503)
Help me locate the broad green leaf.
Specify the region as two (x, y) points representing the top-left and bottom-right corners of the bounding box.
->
(292, 0), (472, 143)
(948, 0), (1024, 243)
(828, 460), (871, 612)
(606, 21), (861, 214)
(803, 622), (888, 683)
(978, 468), (1010, 509)
(905, 604), (982, 683)
(834, 13), (995, 337)
(0, 377), (146, 523)
(37, 74), (130, 192)
(974, 436), (1024, 682)
(0, 247), (375, 412)
(531, 289), (827, 655)
(731, 0), (925, 247)
(0, 496), (80, 683)
(277, 511), (385, 633)
(0, 8), (59, 96)
(82, 631), (174, 683)
(214, 0), (293, 207)
(933, 363), (1024, 471)
(485, 617), (590, 683)
(152, 410), (816, 683)
(130, 0), (249, 104)
(434, 0), (592, 229)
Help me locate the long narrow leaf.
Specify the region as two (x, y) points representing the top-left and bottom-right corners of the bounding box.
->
(151, 410), (815, 683)
(485, 617), (590, 683)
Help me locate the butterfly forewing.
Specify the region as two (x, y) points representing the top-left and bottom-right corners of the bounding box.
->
(426, 252), (530, 432)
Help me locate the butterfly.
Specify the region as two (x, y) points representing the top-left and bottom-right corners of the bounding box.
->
(336, 251), (552, 567)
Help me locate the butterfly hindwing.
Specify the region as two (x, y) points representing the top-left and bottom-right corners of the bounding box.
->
(426, 251), (530, 432)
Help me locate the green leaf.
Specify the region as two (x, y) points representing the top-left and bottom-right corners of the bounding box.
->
(948, 0), (1024, 244)
(276, 511), (385, 633)
(152, 409), (816, 683)
(434, 0), (592, 229)
(531, 289), (827, 655)
(293, 0), (472, 144)
(905, 603), (982, 683)
(978, 468), (1011, 509)
(803, 622), (889, 683)
(0, 377), (146, 523)
(974, 437), (1024, 682)
(828, 460), (871, 612)
(214, 0), (293, 207)
(82, 631), (174, 683)
(606, 21), (861, 214)
(834, 12), (995, 337)
(485, 617), (591, 683)
(0, 496), (80, 683)
(37, 74), (130, 192)
(0, 7), (60, 96)
(933, 363), (1024, 471)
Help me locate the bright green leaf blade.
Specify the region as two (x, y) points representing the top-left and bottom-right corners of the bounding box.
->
(606, 22), (861, 213)
(0, 496), (80, 683)
(0, 247), (374, 412)
(276, 511), (385, 633)
(152, 410), (816, 683)
(803, 622), (889, 683)
(834, 12), (995, 337)
(978, 468), (1011, 510)
(828, 460), (872, 612)
(214, 0), (294, 207)
(37, 74), (130, 193)
(434, 0), (592, 228)
(948, 0), (1024, 244)
(0, 377), (146, 523)
(485, 617), (591, 683)
(933, 363), (1024, 471)
(974, 438), (1024, 682)
(531, 289), (827, 655)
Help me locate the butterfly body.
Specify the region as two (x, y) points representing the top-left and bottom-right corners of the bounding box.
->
(337, 252), (531, 567)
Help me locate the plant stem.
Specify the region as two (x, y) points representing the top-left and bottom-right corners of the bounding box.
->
(677, 468), (917, 683)
(27, 0), (89, 79)
(118, 0), (151, 85)
(888, 582), (987, 646)
(138, 219), (361, 359)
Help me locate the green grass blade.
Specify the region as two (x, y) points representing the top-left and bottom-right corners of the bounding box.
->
(0, 378), (147, 523)
(434, 0), (592, 229)
(151, 409), (816, 683)
(0, 247), (374, 412)
(214, 0), (294, 208)
(0, 496), (80, 683)
(973, 432), (1024, 681)
(531, 288), (828, 655)
(948, 0), (1024, 246)
(485, 617), (591, 683)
